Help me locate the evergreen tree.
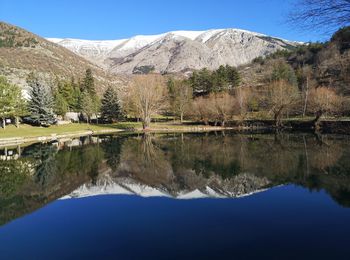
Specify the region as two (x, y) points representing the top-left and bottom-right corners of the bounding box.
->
(54, 92), (68, 117)
(189, 66), (240, 96)
(190, 68), (213, 96)
(80, 91), (95, 123)
(70, 77), (82, 111)
(101, 86), (122, 122)
(53, 78), (81, 114)
(271, 61), (298, 86)
(212, 65), (229, 92)
(58, 81), (74, 109)
(83, 68), (96, 96)
(225, 65), (241, 89)
(27, 78), (56, 126)
(80, 68), (100, 123)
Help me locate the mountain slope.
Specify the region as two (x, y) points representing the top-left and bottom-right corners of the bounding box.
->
(0, 22), (125, 93)
(49, 29), (300, 74)
(238, 26), (350, 97)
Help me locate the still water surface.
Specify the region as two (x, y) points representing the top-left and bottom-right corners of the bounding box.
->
(0, 132), (350, 259)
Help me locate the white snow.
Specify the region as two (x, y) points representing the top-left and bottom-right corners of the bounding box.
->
(195, 29), (225, 43)
(46, 38), (128, 57)
(46, 28), (281, 57)
(46, 37), (64, 44)
(60, 183), (133, 199)
(170, 30), (205, 40)
(115, 34), (165, 52)
(177, 189), (209, 199)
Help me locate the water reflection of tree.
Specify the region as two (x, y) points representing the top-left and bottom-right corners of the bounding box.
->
(309, 139), (343, 173)
(118, 134), (174, 187)
(0, 159), (32, 196)
(22, 143), (59, 185)
(162, 133), (242, 180)
(0, 139), (107, 225)
(101, 136), (125, 172)
(153, 132), (350, 206)
(21, 139), (104, 187)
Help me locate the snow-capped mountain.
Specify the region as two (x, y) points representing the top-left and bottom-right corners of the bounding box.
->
(47, 28), (300, 74)
(61, 173), (271, 200)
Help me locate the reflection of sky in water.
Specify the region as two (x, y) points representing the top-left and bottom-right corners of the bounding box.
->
(1, 186), (350, 259)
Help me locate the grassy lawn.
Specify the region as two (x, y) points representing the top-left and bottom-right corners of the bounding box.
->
(0, 121), (221, 140)
(0, 122), (141, 139)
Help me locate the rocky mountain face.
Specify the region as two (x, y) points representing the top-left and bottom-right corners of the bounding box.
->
(48, 29), (299, 74)
(0, 22), (125, 93)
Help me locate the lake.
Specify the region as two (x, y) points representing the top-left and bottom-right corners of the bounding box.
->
(0, 132), (350, 260)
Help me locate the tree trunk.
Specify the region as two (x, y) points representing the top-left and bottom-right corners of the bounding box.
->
(2, 118), (5, 130)
(222, 120), (225, 127)
(303, 76), (309, 117)
(17, 145), (21, 157)
(314, 110), (323, 131)
(15, 117), (19, 128)
(274, 106), (285, 128)
(274, 113), (281, 128)
(142, 116), (151, 130)
(180, 112), (184, 123)
(303, 135), (310, 178)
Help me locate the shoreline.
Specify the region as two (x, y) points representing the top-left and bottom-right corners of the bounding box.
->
(0, 124), (236, 147)
(0, 129), (123, 147)
(1, 119), (350, 146)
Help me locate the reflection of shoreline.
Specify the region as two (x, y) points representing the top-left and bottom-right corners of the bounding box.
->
(0, 129), (122, 147)
(0, 136), (102, 161)
(1, 132), (350, 226)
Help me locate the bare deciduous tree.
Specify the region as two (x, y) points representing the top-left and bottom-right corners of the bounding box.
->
(288, 0), (350, 32)
(235, 87), (252, 121)
(191, 96), (211, 125)
(216, 93), (238, 127)
(168, 80), (192, 123)
(298, 65), (316, 117)
(308, 87), (342, 129)
(267, 80), (300, 127)
(129, 75), (167, 130)
(191, 93), (237, 127)
(210, 93), (237, 127)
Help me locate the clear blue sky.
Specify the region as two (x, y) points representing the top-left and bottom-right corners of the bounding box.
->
(0, 0), (330, 42)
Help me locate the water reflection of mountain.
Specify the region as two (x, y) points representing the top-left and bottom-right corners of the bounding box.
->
(1, 132), (350, 225)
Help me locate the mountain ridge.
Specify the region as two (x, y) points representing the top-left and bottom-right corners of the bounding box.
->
(0, 21), (126, 92)
(48, 28), (301, 74)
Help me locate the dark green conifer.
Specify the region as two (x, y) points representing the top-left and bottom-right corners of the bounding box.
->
(101, 86), (122, 122)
